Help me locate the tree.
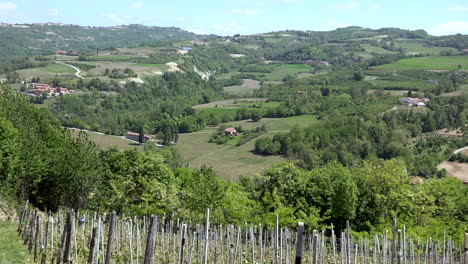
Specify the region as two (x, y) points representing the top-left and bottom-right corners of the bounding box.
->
(250, 110), (262, 122)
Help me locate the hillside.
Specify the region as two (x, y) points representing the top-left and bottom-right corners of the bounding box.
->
(0, 23), (196, 62)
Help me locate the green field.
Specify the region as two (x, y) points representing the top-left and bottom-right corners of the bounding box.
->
(372, 56), (468, 71)
(0, 221), (33, 264)
(395, 42), (460, 55)
(69, 129), (143, 150)
(87, 55), (138, 61)
(223, 79), (261, 95)
(176, 132), (284, 181)
(16, 64), (76, 80)
(197, 107), (240, 119)
(176, 115), (319, 180)
(265, 64), (315, 81)
(224, 115), (319, 131)
(362, 45), (397, 54)
(39, 63), (76, 73)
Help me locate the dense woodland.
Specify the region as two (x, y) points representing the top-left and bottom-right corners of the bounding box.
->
(0, 25), (467, 242)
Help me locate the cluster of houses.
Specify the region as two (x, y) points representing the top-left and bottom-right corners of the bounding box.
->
(25, 83), (70, 97)
(400, 97), (429, 107)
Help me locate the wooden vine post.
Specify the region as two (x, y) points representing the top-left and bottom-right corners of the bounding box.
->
(88, 227), (97, 264)
(295, 222), (305, 264)
(204, 208), (210, 264)
(105, 211), (116, 264)
(143, 215), (157, 264)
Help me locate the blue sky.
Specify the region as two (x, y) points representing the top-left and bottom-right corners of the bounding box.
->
(0, 0), (467, 36)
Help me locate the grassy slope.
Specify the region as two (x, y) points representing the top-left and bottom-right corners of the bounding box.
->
(395, 42), (460, 55)
(69, 129), (144, 151)
(223, 79), (261, 95)
(266, 64), (315, 81)
(0, 221), (33, 264)
(372, 56), (468, 71)
(176, 115), (319, 180)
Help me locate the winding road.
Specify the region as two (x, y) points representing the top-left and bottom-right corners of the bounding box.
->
(56, 61), (84, 79)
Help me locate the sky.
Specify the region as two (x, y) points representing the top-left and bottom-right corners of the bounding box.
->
(0, 0), (467, 36)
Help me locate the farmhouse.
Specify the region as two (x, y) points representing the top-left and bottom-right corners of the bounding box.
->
(55, 51), (67, 55)
(464, 49), (468, 55)
(126, 132), (154, 143)
(400, 97), (429, 107)
(224, 128), (238, 136)
(26, 83), (69, 97)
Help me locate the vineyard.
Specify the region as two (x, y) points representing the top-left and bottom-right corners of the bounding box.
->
(15, 201), (466, 264)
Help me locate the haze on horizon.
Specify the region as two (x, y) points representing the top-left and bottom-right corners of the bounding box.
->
(0, 0), (467, 36)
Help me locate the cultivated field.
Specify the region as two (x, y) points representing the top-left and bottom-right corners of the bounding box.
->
(437, 162), (468, 182)
(265, 64), (314, 81)
(223, 79), (261, 95)
(395, 42), (460, 55)
(69, 128), (143, 150)
(372, 56), (468, 71)
(16, 63), (76, 79)
(362, 45), (397, 54)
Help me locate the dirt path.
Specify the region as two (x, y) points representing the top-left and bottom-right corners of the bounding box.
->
(56, 61), (84, 79)
(437, 145), (468, 182)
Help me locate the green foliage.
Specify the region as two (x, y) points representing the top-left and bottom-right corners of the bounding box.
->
(0, 87), (101, 211)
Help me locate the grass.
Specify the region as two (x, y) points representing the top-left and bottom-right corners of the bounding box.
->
(69, 129), (143, 151)
(362, 45), (397, 54)
(87, 55), (138, 61)
(197, 108), (240, 119)
(38, 63), (75, 74)
(0, 221), (33, 264)
(265, 64), (314, 81)
(176, 115), (319, 180)
(224, 115), (319, 131)
(176, 132), (284, 181)
(223, 79), (261, 95)
(395, 42), (460, 55)
(372, 56), (468, 71)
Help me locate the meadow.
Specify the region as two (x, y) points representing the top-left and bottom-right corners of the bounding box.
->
(395, 42), (460, 55)
(362, 45), (397, 54)
(69, 128), (143, 150)
(372, 56), (468, 71)
(16, 64), (76, 79)
(176, 115), (319, 180)
(223, 79), (261, 95)
(265, 64), (315, 81)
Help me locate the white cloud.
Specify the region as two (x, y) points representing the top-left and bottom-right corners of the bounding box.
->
(132, 2), (143, 9)
(231, 9), (257, 16)
(371, 4), (381, 9)
(429, 21), (468, 35)
(330, 2), (359, 10)
(0, 2), (16, 11)
(447, 6), (468, 12)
